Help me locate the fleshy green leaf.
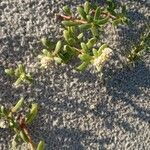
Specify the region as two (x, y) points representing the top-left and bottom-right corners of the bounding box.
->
(63, 30), (70, 42)
(94, 7), (101, 20)
(42, 49), (51, 56)
(94, 17), (109, 26)
(79, 23), (91, 30)
(11, 97), (24, 113)
(19, 131), (29, 143)
(14, 78), (22, 87)
(62, 21), (81, 27)
(77, 33), (84, 40)
(14, 64), (25, 77)
(81, 42), (89, 53)
(37, 140), (45, 150)
(90, 26), (99, 37)
(87, 38), (97, 49)
(86, 15), (93, 22)
(41, 37), (51, 48)
(58, 51), (71, 63)
(77, 6), (87, 20)
(0, 106), (8, 116)
(98, 44), (107, 55)
(5, 68), (14, 76)
(54, 41), (62, 55)
(92, 48), (99, 57)
(68, 38), (76, 45)
(26, 103), (38, 124)
(62, 5), (72, 16)
(84, 1), (90, 14)
(64, 45), (77, 56)
(78, 53), (91, 62)
(76, 62), (89, 72)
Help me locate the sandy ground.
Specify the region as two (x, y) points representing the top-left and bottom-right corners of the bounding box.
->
(0, 0), (150, 149)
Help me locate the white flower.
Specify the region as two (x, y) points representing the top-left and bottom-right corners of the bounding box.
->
(38, 55), (53, 68)
(93, 47), (113, 71)
(0, 119), (8, 128)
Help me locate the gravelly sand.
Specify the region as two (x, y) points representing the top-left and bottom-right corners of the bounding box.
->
(0, 0), (150, 149)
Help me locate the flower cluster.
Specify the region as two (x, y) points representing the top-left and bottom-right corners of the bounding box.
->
(93, 47), (113, 71)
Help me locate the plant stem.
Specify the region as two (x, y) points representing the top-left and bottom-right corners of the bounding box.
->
(57, 14), (87, 24)
(57, 9), (117, 24)
(18, 114), (35, 150)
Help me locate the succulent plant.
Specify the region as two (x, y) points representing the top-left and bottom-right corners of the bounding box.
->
(5, 64), (33, 87)
(0, 98), (45, 150)
(39, 0), (128, 71)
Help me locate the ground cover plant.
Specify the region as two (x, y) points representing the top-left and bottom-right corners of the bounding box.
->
(127, 26), (150, 64)
(0, 98), (45, 150)
(1, 0), (150, 149)
(5, 64), (33, 87)
(38, 0), (129, 72)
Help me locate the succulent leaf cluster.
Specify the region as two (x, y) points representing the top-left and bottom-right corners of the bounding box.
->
(5, 64), (33, 87)
(3, 1), (149, 150)
(0, 98), (45, 150)
(39, 0), (128, 71)
(128, 28), (150, 63)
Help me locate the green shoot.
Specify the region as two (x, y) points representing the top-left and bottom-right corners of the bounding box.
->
(0, 98), (45, 150)
(5, 64), (33, 87)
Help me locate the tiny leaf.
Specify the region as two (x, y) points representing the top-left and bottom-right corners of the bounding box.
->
(92, 48), (99, 57)
(86, 15), (93, 22)
(78, 53), (91, 62)
(98, 44), (107, 55)
(54, 41), (62, 55)
(77, 6), (87, 20)
(62, 21), (81, 27)
(94, 17), (109, 26)
(76, 62), (89, 72)
(79, 23), (91, 30)
(90, 26), (99, 37)
(14, 78), (22, 87)
(62, 5), (72, 16)
(41, 37), (51, 48)
(11, 97), (24, 113)
(19, 131), (29, 143)
(37, 140), (45, 150)
(87, 38), (97, 49)
(81, 42), (89, 53)
(94, 7), (101, 20)
(5, 68), (14, 76)
(77, 33), (84, 40)
(84, 1), (90, 14)
(26, 103), (38, 124)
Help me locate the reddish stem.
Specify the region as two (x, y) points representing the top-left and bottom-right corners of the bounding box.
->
(57, 14), (87, 24)
(57, 10), (116, 24)
(18, 114), (35, 150)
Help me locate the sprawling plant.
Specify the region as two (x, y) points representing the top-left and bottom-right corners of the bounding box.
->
(3, 1), (149, 149)
(38, 0), (128, 71)
(127, 27), (150, 63)
(0, 98), (45, 150)
(5, 64), (33, 87)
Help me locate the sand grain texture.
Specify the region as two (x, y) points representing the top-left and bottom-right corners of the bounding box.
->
(0, 0), (150, 150)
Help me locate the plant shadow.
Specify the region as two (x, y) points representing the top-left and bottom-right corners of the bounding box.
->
(30, 105), (113, 150)
(102, 61), (150, 124)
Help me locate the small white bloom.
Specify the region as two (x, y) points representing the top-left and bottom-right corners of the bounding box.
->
(93, 47), (113, 71)
(39, 56), (53, 68)
(102, 47), (113, 56)
(0, 119), (8, 128)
